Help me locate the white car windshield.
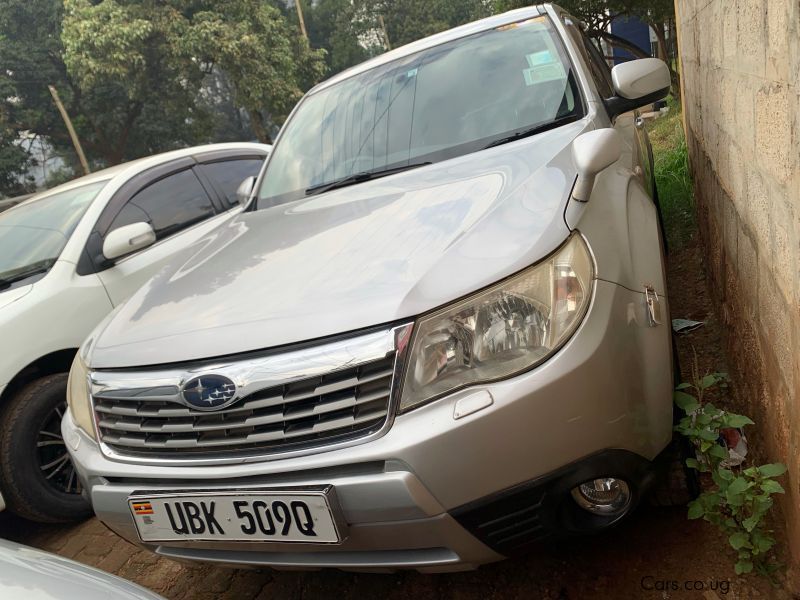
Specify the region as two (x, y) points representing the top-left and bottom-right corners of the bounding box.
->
(258, 15), (581, 207)
(0, 181), (107, 287)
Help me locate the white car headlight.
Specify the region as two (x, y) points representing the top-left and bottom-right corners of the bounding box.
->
(67, 353), (96, 440)
(399, 234), (594, 412)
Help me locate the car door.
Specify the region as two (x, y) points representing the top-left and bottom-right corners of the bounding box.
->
(95, 165), (236, 306)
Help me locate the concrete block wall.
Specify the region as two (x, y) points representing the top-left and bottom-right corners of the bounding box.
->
(675, 0), (800, 577)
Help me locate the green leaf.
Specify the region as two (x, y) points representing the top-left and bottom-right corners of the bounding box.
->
(685, 458), (701, 470)
(761, 480), (785, 495)
(717, 468), (734, 481)
(675, 382), (692, 390)
(728, 477), (750, 494)
(699, 428), (719, 441)
(700, 374), (719, 389)
(729, 531), (750, 550)
(742, 515), (760, 532)
(735, 560), (753, 575)
(687, 499), (705, 519)
(674, 391), (699, 413)
(751, 531), (775, 553)
(709, 444), (729, 460)
(721, 414), (755, 428)
(726, 477), (751, 506)
(758, 463), (787, 478)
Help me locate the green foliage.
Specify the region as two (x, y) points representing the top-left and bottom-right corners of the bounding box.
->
(363, 0), (493, 48)
(304, 0), (370, 74)
(674, 369), (786, 581)
(179, 0), (327, 144)
(61, 0), (216, 163)
(0, 128), (34, 197)
(646, 99), (694, 250)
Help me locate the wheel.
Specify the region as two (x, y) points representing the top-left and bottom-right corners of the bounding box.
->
(0, 373), (92, 523)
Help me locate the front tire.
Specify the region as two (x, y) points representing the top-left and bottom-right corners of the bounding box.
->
(0, 374), (92, 523)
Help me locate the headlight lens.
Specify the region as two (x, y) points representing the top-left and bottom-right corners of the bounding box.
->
(67, 353), (96, 440)
(399, 234), (593, 412)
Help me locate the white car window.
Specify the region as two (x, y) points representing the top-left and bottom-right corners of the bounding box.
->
(0, 181), (107, 284)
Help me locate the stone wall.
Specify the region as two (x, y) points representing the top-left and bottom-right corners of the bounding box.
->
(674, 0), (800, 578)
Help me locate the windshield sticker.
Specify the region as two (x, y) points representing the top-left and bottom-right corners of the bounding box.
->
(523, 40), (566, 86)
(529, 50), (554, 66)
(406, 67), (418, 79)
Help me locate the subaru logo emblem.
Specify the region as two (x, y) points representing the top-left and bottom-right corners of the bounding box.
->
(181, 375), (238, 411)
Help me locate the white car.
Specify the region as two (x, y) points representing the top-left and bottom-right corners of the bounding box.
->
(0, 142), (270, 522)
(0, 538), (164, 599)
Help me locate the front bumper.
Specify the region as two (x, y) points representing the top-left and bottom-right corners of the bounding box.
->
(64, 280), (673, 571)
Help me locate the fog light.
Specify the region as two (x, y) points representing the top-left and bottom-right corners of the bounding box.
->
(571, 478), (631, 515)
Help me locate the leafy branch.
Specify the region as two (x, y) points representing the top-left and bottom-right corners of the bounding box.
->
(674, 369), (786, 579)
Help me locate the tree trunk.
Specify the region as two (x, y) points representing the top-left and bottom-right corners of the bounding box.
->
(653, 22), (667, 61)
(647, 20), (681, 102)
(249, 110), (273, 145)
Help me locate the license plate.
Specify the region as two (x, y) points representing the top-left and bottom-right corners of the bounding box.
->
(128, 489), (341, 543)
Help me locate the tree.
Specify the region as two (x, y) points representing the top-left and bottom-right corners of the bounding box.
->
(303, 0), (370, 75)
(0, 128), (34, 197)
(361, 0), (493, 49)
(61, 0), (215, 164)
(183, 0), (327, 144)
(495, 0), (680, 97)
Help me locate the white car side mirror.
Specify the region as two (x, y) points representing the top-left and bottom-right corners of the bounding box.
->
(571, 129), (622, 202)
(236, 176), (257, 206)
(103, 222), (156, 261)
(606, 58), (671, 119)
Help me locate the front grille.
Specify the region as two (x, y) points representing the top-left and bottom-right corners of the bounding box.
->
(93, 354), (395, 457)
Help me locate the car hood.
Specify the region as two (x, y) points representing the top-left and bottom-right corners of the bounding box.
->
(0, 539), (163, 600)
(91, 119), (590, 368)
(0, 284), (32, 311)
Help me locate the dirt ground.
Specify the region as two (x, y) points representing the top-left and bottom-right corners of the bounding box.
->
(0, 236), (793, 600)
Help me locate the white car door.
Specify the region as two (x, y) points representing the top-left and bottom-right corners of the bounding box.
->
(95, 165), (238, 306)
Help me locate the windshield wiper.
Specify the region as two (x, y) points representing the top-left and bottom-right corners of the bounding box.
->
(0, 258), (56, 290)
(305, 162), (433, 196)
(483, 115), (580, 150)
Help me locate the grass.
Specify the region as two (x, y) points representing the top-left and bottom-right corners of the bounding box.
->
(647, 96), (695, 250)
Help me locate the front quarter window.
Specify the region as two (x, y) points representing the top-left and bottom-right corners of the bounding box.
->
(258, 15), (581, 208)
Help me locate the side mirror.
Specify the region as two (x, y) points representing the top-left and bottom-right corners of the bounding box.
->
(103, 222), (156, 261)
(606, 58), (671, 119)
(571, 128), (622, 202)
(236, 176), (256, 206)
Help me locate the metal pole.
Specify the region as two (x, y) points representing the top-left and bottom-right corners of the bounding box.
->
(48, 85), (90, 175)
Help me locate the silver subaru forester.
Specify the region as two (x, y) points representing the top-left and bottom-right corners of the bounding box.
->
(64, 4), (675, 572)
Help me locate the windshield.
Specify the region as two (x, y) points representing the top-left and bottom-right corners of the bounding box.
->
(0, 181), (107, 284)
(258, 16), (581, 207)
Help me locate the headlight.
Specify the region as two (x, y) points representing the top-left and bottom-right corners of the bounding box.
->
(399, 234), (593, 412)
(67, 353), (96, 440)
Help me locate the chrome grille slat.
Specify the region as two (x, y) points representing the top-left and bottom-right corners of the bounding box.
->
(94, 352), (396, 458)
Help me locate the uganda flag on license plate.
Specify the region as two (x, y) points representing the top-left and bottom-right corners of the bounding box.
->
(132, 501), (154, 515)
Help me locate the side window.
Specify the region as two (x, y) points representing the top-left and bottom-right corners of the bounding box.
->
(107, 169), (215, 242)
(564, 22), (614, 99)
(583, 37), (614, 98)
(200, 159), (265, 208)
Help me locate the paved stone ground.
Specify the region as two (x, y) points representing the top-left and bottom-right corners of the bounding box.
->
(0, 237), (792, 600)
(0, 504), (786, 599)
